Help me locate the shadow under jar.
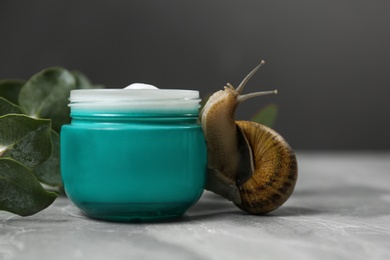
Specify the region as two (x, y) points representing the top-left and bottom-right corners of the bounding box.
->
(61, 89), (207, 222)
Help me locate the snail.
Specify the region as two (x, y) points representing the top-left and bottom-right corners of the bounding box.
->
(200, 60), (298, 214)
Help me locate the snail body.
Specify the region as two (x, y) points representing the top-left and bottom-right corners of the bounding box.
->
(200, 61), (297, 214)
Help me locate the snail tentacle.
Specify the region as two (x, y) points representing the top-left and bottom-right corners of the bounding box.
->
(237, 90), (278, 103)
(236, 60), (265, 93)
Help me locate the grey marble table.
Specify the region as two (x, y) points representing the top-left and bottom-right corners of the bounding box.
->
(1, 152), (390, 260)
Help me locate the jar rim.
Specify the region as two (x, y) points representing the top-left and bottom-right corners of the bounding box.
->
(69, 89), (200, 103)
(68, 89), (201, 116)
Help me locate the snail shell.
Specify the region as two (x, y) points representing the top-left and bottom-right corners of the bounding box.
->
(200, 61), (298, 214)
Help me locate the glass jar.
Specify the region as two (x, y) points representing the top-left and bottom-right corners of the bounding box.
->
(61, 89), (207, 222)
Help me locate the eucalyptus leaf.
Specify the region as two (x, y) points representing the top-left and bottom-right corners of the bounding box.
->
(0, 97), (23, 115)
(18, 67), (77, 131)
(0, 158), (57, 216)
(72, 70), (104, 89)
(0, 79), (25, 105)
(0, 114), (52, 168)
(72, 70), (92, 89)
(250, 103), (278, 128)
(200, 93), (212, 110)
(32, 131), (61, 187)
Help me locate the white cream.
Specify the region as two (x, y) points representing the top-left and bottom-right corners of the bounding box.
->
(124, 83), (158, 90)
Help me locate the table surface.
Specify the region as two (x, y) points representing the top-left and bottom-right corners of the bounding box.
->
(1, 152), (390, 260)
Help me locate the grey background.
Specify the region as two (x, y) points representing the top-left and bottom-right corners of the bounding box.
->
(1, 0), (389, 150)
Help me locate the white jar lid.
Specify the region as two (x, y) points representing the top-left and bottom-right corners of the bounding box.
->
(69, 89), (201, 116)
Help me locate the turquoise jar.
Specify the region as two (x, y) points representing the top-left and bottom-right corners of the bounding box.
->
(61, 89), (207, 222)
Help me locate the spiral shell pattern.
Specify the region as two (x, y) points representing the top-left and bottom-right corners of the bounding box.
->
(235, 121), (298, 214)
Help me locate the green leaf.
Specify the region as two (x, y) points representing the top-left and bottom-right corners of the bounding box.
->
(0, 97), (23, 115)
(0, 114), (52, 168)
(32, 131), (62, 187)
(18, 67), (77, 131)
(72, 70), (104, 89)
(0, 79), (25, 105)
(0, 158), (57, 216)
(200, 93), (212, 110)
(72, 70), (93, 89)
(250, 103), (279, 128)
